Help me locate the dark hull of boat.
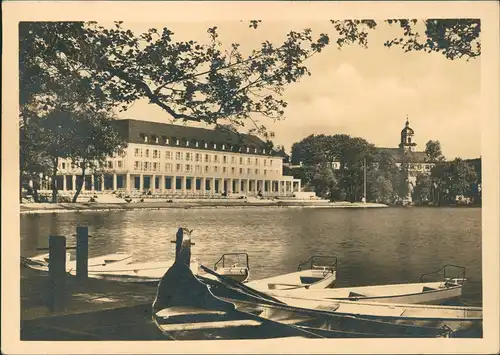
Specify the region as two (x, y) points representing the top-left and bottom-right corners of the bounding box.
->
(152, 261), (322, 340)
(197, 272), (453, 338)
(153, 310), (319, 340)
(217, 294), (453, 338)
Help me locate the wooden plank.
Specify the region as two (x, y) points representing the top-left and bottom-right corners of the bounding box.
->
(159, 319), (262, 331)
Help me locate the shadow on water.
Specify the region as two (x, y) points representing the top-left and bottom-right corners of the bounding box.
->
(21, 207), (482, 306)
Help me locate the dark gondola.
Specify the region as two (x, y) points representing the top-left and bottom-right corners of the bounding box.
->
(151, 228), (323, 340)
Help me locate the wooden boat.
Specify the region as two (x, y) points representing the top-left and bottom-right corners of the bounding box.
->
(21, 251), (185, 284)
(246, 256), (337, 291)
(22, 229), (250, 284)
(270, 293), (482, 334)
(90, 232), (251, 284)
(266, 265), (467, 305)
(212, 253), (250, 283)
(42, 255), (247, 285)
(198, 266), (458, 338)
(152, 228), (322, 340)
(200, 266), (482, 337)
(21, 252), (133, 273)
(83, 259), (193, 283)
(153, 228), (455, 338)
(63, 253), (248, 284)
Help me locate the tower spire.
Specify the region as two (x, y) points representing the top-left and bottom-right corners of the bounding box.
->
(400, 115), (416, 152)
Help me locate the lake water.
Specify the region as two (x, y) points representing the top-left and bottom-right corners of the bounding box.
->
(21, 207), (482, 306)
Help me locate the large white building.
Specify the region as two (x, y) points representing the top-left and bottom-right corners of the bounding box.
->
(51, 119), (302, 197)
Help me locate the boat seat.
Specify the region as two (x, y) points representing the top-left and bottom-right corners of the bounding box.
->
(158, 319), (262, 332)
(299, 276), (322, 284)
(422, 286), (437, 292)
(348, 291), (366, 298)
(315, 304), (340, 312)
(155, 306), (226, 318)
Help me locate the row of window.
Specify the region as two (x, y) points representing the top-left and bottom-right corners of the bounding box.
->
(60, 157), (281, 174)
(133, 161), (280, 176)
(60, 160), (125, 171)
(139, 133), (268, 155)
(133, 148), (277, 166)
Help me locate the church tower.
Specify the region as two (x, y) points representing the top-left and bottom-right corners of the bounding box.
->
(399, 116), (417, 152)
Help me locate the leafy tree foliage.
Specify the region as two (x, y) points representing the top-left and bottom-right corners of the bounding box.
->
(290, 134), (458, 204)
(20, 21), (332, 136)
(384, 19), (480, 60)
(68, 110), (127, 202)
(329, 19), (481, 61)
(412, 173), (433, 204)
(290, 134), (375, 201)
(37, 109), (78, 202)
(444, 158), (477, 201)
(311, 163), (338, 199)
(25, 108), (124, 203)
(465, 158), (482, 205)
(425, 140), (445, 163)
(368, 151), (403, 204)
(19, 119), (52, 202)
(291, 134), (336, 166)
(20, 23), (127, 202)
(368, 173), (395, 205)
(424, 158), (477, 205)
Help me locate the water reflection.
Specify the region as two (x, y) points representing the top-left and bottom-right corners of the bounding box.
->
(21, 207), (482, 305)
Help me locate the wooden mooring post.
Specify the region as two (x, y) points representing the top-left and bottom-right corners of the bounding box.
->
(76, 226), (88, 279)
(40, 227), (90, 311)
(48, 235), (67, 311)
(173, 228), (194, 265)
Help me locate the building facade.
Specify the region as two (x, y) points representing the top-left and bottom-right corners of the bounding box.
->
(50, 119), (302, 197)
(375, 118), (435, 202)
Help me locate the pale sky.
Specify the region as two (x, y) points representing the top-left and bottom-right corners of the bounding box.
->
(113, 21), (481, 160)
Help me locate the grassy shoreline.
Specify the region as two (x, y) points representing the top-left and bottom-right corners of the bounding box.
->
(20, 200), (389, 214)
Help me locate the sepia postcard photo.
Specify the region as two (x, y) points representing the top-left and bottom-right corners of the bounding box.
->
(2, 1), (499, 354)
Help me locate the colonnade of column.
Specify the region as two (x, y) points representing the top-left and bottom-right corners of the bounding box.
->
(45, 173), (302, 195)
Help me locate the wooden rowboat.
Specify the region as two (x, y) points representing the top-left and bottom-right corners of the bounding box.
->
(200, 265), (482, 337)
(82, 259), (194, 283)
(198, 266), (457, 338)
(266, 265), (467, 305)
(87, 233), (251, 284)
(246, 256), (337, 291)
(270, 293), (482, 335)
(211, 253), (250, 283)
(22, 230), (250, 285)
(21, 252), (133, 274)
(58, 252), (250, 284)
